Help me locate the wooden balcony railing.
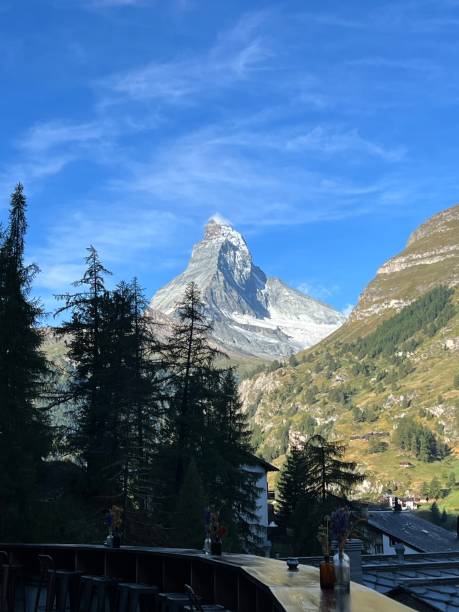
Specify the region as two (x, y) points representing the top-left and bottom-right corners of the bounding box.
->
(0, 543), (413, 611)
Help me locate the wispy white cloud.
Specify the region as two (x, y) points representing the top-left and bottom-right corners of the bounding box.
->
(0, 155), (74, 203)
(19, 120), (106, 153)
(99, 10), (272, 106)
(105, 123), (405, 229)
(209, 213), (232, 226)
(348, 57), (442, 79)
(286, 126), (406, 162)
(33, 202), (193, 296)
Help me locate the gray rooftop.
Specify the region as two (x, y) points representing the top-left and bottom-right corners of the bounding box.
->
(362, 552), (459, 611)
(367, 511), (459, 553)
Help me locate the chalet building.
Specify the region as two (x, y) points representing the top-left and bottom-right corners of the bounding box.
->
(243, 455), (278, 555)
(361, 511), (459, 555)
(385, 495), (423, 510)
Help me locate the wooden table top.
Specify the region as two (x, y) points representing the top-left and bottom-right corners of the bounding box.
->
(0, 544), (413, 611)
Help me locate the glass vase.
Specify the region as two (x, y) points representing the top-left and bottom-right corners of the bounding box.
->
(333, 550), (350, 592)
(210, 540), (222, 555)
(203, 536), (212, 554)
(319, 555), (335, 590)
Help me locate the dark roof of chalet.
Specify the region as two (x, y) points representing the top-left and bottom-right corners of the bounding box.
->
(367, 511), (459, 553)
(247, 453), (279, 472)
(362, 551), (459, 611)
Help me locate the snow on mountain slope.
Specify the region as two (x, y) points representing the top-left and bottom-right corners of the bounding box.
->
(150, 218), (345, 359)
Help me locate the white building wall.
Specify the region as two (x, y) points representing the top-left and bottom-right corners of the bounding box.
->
(242, 463), (270, 551)
(382, 534), (418, 555)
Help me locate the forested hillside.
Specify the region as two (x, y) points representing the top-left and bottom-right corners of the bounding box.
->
(241, 205), (459, 506)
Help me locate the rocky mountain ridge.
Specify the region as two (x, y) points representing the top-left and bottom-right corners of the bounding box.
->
(150, 218), (345, 360)
(348, 204), (459, 327)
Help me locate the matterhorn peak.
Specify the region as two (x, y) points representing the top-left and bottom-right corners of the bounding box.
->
(150, 220), (345, 359)
(207, 213), (232, 227)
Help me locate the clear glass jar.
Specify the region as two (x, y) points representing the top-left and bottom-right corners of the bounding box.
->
(203, 536), (212, 554)
(333, 550), (350, 592)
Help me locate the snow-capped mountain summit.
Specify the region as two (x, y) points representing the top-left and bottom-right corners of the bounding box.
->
(150, 218), (345, 359)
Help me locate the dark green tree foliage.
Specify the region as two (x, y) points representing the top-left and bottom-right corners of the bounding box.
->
(0, 184), (51, 539)
(56, 262), (163, 539)
(277, 436), (363, 527)
(55, 247), (115, 497)
(303, 435), (364, 501)
(161, 283), (260, 550)
(160, 282), (220, 486)
(350, 286), (455, 359)
(205, 369), (260, 550)
(276, 445), (310, 529)
(172, 460), (206, 548)
(394, 417), (448, 462)
(430, 501), (441, 523)
(368, 439), (388, 454)
(101, 279), (163, 542)
(276, 436), (362, 554)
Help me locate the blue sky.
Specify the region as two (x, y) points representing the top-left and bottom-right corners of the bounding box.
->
(1, 0), (459, 316)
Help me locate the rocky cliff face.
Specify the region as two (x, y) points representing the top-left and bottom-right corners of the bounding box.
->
(150, 218), (345, 359)
(351, 204), (459, 325)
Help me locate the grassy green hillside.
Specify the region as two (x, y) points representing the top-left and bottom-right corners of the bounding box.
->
(241, 204), (459, 507)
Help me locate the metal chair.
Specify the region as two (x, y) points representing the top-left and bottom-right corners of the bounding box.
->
(117, 582), (158, 612)
(156, 592), (190, 612)
(183, 585), (227, 612)
(34, 554), (81, 612)
(0, 550), (26, 612)
(79, 575), (117, 612)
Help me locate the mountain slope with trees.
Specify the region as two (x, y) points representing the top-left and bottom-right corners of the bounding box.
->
(241, 204), (459, 505)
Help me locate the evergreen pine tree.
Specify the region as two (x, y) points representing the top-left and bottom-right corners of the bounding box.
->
(430, 501), (441, 524)
(172, 460), (206, 548)
(206, 368), (260, 550)
(55, 247), (116, 499)
(57, 262), (164, 541)
(110, 279), (163, 542)
(160, 282), (219, 487)
(0, 184), (51, 539)
(160, 283), (260, 551)
(303, 434), (364, 501)
(276, 445), (310, 529)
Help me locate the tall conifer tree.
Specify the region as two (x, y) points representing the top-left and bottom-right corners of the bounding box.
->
(0, 184), (51, 539)
(161, 282), (219, 487)
(206, 369), (260, 550)
(304, 434), (363, 501)
(276, 445), (310, 529)
(161, 284), (260, 550)
(55, 246), (115, 498)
